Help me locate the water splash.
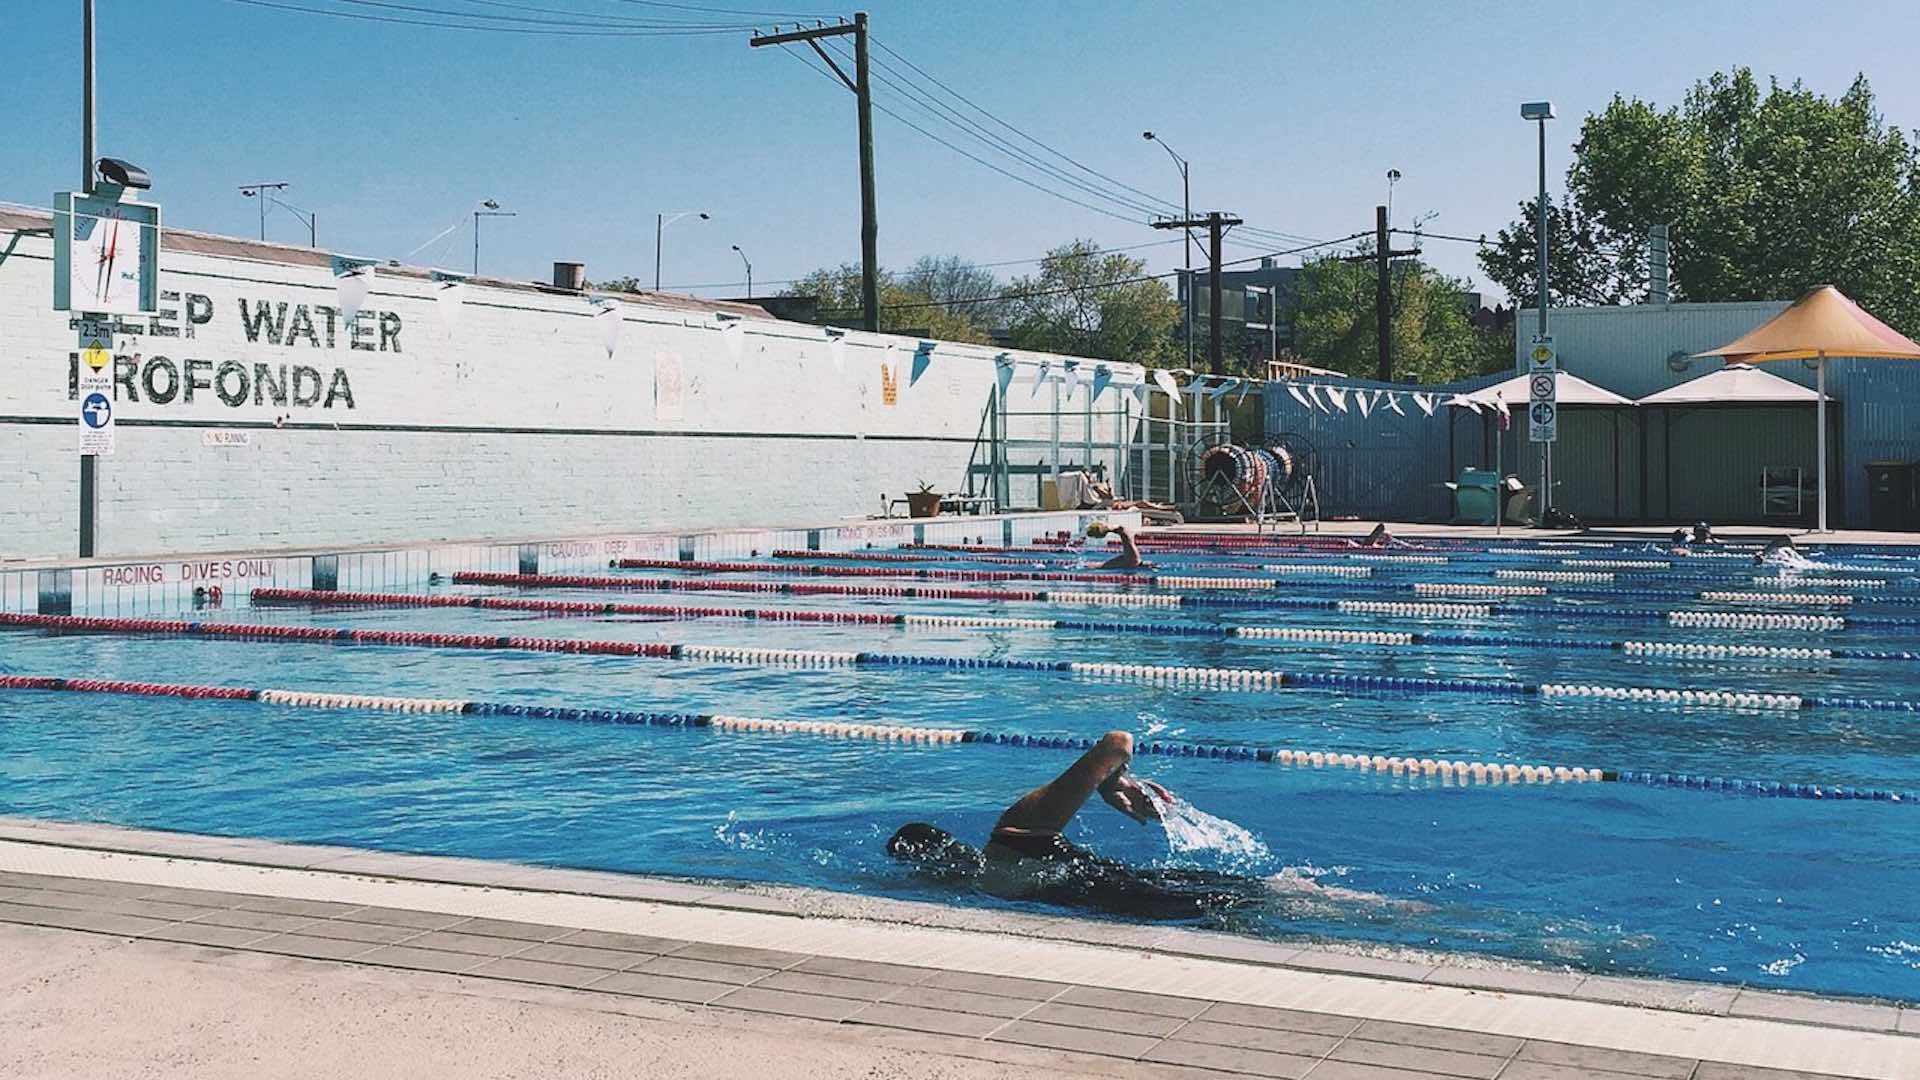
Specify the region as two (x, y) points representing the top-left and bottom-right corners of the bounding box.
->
(1147, 788), (1269, 861)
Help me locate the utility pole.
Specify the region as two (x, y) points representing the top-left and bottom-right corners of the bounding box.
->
(80, 0), (96, 559)
(752, 15), (877, 332)
(1152, 210), (1241, 374)
(1341, 205), (1420, 381)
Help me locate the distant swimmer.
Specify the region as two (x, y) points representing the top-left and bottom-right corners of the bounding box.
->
(1690, 521), (1720, 545)
(887, 731), (1266, 920)
(1086, 521), (1149, 571)
(1353, 523), (1392, 549)
(1756, 535), (1815, 569)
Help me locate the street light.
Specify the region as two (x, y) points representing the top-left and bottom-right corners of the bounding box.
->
(1385, 168), (1402, 229)
(1142, 131), (1194, 370)
(1521, 100), (1555, 518)
(238, 182), (289, 241)
(731, 244), (753, 298)
(655, 210), (710, 291)
(473, 198), (516, 276)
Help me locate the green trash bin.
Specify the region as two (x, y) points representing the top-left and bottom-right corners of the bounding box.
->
(1450, 468), (1500, 525)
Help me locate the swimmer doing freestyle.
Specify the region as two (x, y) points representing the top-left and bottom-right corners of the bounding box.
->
(1085, 521), (1148, 570)
(888, 731), (1267, 919)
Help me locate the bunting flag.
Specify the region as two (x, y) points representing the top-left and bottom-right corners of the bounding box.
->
(1304, 384), (1327, 412)
(1233, 378), (1254, 407)
(1205, 377), (1239, 401)
(1413, 392), (1437, 416)
(1090, 363), (1112, 402)
(719, 316), (746, 362)
(1356, 390), (1374, 419)
(1286, 384), (1313, 410)
(1132, 380), (1153, 407)
(1384, 391), (1406, 416)
(1151, 368), (1182, 409)
(330, 256), (377, 326)
(1446, 393), (1483, 414)
(1032, 358), (1052, 399)
(827, 331), (848, 373)
(592, 297), (624, 357)
(910, 341), (935, 387)
(431, 271), (466, 332)
(1324, 386), (1349, 413)
(995, 355), (1015, 397)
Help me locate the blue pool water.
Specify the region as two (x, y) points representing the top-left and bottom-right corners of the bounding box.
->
(3, 536), (1919, 1001)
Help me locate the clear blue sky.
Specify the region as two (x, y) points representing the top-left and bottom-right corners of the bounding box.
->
(5, 0), (1915, 302)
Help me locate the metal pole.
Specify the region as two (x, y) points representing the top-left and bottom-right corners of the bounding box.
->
(79, 0), (97, 560)
(654, 214), (663, 291)
(473, 211), (481, 276)
(853, 12), (878, 333)
(1183, 162), (1193, 370)
(1535, 116), (1551, 519)
(1374, 204), (1391, 381)
(1817, 356), (1828, 533)
(1207, 212), (1224, 375)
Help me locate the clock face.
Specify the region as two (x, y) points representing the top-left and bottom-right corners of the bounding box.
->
(58, 194), (158, 315)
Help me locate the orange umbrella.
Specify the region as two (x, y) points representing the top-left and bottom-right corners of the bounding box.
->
(1695, 285), (1920, 531)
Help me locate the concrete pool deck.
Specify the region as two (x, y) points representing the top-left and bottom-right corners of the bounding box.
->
(0, 817), (1910, 1079)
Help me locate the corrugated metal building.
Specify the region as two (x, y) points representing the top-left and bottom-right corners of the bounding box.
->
(1517, 302), (1920, 528)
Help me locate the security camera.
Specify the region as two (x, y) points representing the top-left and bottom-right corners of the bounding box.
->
(96, 158), (151, 190)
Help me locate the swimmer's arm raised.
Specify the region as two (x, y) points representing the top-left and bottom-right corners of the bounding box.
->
(995, 731), (1164, 832)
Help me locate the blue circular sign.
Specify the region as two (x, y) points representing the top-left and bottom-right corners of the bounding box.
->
(82, 392), (112, 429)
(1530, 402), (1556, 425)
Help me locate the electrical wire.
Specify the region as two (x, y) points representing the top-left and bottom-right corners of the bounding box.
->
(225, 0), (756, 34)
(660, 238), (1182, 293)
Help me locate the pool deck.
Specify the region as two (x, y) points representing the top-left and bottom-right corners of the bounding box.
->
(1, 817), (1910, 1079)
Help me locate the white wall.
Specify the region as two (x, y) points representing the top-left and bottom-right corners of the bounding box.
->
(0, 211), (1143, 559)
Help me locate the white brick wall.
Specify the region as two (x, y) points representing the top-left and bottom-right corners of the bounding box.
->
(0, 212), (1144, 559)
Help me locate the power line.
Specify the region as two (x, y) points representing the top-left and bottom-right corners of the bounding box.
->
(453, 0), (777, 27)
(224, 0), (756, 33)
(662, 238), (1182, 292)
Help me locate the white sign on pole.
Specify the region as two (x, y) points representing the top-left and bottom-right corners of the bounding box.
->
(1528, 334), (1557, 443)
(78, 368), (115, 455)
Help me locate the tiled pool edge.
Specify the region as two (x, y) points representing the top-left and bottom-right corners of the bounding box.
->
(0, 815), (1909, 1048)
(0, 509), (1133, 617)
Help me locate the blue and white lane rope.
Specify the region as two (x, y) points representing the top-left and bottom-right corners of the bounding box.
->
(2, 676), (1907, 803)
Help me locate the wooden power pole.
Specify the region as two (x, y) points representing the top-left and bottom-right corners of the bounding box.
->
(1341, 205), (1421, 381)
(1153, 210), (1242, 374)
(752, 15), (878, 332)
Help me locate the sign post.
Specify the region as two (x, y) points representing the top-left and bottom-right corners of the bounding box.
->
(1527, 335), (1557, 519)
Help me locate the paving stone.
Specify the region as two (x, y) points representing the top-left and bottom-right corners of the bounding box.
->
(552, 929), (687, 955)
(1691, 1066), (1856, 1080)
(354, 945), (488, 975)
(1899, 1007), (1919, 1035)
(189, 908), (322, 934)
(246, 933), (379, 962)
(1728, 990), (1902, 1032)
(331, 906), (469, 931)
(988, 1019), (1163, 1059)
(400, 930), (536, 958)
(136, 886), (261, 907)
(1307, 1062), (1464, 1080)
(98, 897), (221, 922)
(1331, 1039), (1507, 1079)
(1425, 965), (1588, 997)
(1163, 1020), (1340, 1057)
(1286, 951), (1439, 981)
(1054, 984), (1211, 1019)
(443, 916), (570, 943)
(229, 894), (358, 918)
(288, 919), (423, 946)
(792, 955), (935, 985)
(918, 969), (1069, 1001)
(464, 957), (614, 989)
(1198, 1002), (1360, 1037)
(0, 902), (173, 938)
(1141, 1038), (1319, 1078)
(592, 970), (733, 1005)
(667, 942), (803, 968)
(634, 955), (778, 986)
(1514, 1040), (1696, 1078)
(509, 941), (643, 971)
(881, 984), (1042, 1019)
(1024, 1001), (1190, 1038)
(1351, 1020), (1524, 1058)
(846, 1002), (1009, 1038)
(751, 969), (895, 1002)
(1573, 976), (1739, 1014)
(10, 876), (152, 899)
(711, 986), (867, 1022)
(138, 922), (274, 949)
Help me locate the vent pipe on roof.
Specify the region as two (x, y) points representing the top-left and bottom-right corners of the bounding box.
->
(1648, 224), (1670, 305)
(553, 261), (585, 291)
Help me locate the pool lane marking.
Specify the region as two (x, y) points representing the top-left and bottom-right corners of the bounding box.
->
(7, 611), (1918, 713)
(1, 675), (1909, 803)
(248, 590), (1905, 664)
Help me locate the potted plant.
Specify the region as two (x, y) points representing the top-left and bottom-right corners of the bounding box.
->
(907, 481), (944, 519)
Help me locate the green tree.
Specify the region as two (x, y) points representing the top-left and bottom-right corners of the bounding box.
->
(1479, 69), (1920, 334)
(1000, 240), (1179, 365)
(782, 261), (993, 343)
(1288, 255), (1505, 383)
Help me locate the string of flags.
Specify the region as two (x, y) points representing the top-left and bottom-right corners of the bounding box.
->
(1274, 381), (1502, 422)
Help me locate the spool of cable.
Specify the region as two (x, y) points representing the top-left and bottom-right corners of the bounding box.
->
(1266, 444), (1299, 491)
(1200, 444), (1268, 505)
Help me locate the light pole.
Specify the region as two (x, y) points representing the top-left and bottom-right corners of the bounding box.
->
(1143, 131), (1194, 370)
(731, 244), (753, 298)
(238, 182), (289, 241)
(655, 210), (709, 291)
(1521, 100), (1555, 518)
(1385, 168), (1401, 229)
(473, 199), (515, 276)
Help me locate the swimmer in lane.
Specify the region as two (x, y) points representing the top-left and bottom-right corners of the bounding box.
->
(1086, 522), (1149, 570)
(887, 732), (1266, 919)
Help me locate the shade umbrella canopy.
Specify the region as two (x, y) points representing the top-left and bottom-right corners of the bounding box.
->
(1468, 370), (1634, 408)
(1694, 285), (1920, 532)
(1636, 363), (1823, 405)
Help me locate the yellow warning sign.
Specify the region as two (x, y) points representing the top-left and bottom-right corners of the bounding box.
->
(81, 339), (112, 371)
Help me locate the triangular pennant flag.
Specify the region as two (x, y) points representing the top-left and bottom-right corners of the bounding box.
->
(1206, 377), (1238, 401)
(827, 332), (847, 372)
(1356, 390), (1374, 419)
(592, 297), (624, 357)
(1031, 358), (1051, 399)
(1151, 368), (1182, 409)
(1384, 391), (1406, 416)
(719, 317), (746, 362)
(1090, 363), (1112, 402)
(1233, 378), (1253, 407)
(1324, 386), (1349, 413)
(1132, 381), (1152, 407)
(331, 256), (377, 327)
(910, 342), (934, 387)
(1446, 393), (1482, 414)
(1303, 384), (1327, 412)
(1413, 392), (1437, 416)
(1286, 384), (1313, 410)
(431, 271), (467, 332)
(995, 356), (1015, 397)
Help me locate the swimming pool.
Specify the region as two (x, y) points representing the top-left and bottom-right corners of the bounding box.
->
(3, 532), (1918, 1002)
